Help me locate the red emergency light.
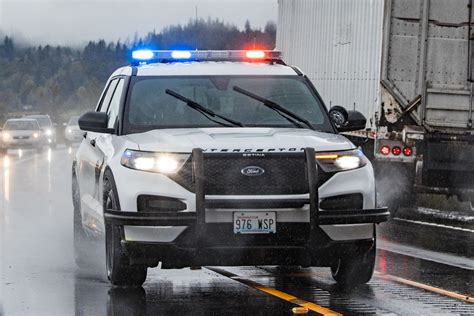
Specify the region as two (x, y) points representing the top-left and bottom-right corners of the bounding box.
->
(245, 51), (266, 59)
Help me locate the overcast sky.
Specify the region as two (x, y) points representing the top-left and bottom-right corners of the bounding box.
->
(0, 0), (278, 46)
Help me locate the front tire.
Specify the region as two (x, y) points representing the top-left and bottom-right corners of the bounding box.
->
(104, 171), (147, 286)
(331, 239), (376, 287)
(72, 175), (89, 267)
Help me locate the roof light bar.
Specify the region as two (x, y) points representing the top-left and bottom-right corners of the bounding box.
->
(131, 50), (283, 64)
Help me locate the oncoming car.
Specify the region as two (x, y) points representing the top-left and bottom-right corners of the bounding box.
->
(1, 118), (44, 153)
(72, 50), (389, 287)
(64, 116), (82, 145)
(24, 114), (57, 148)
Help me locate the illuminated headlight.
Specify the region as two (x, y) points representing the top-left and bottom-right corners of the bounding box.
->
(33, 133), (39, 138)
(67, 129), (72, 134)
(2, 133), (10, 140)
(316, 149), (368, 172)
(45, 129), (52, 136)
(121, 150), (189, 174)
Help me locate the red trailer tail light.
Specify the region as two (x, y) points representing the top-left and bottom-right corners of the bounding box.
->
(403, 147), (413, 156)
(380, 145), (390, 155)
(392, 146), (401, 156)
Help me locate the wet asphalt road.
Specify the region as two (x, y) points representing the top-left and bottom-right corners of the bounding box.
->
(1, 147), (473, 315)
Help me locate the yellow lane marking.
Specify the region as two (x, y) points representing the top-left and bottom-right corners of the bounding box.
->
(206, 267), (342, 316)
(255, 269), (473, 305)
(375, 272), (473, 303)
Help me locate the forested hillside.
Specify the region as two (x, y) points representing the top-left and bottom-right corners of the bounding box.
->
(0, 19), (276, 124)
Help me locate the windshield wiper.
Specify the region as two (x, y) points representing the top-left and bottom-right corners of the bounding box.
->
(232, 86), (315, 130)
(165, 89), (243, 127)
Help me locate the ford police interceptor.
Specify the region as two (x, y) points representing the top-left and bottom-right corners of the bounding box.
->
(72, 50), (389, 286)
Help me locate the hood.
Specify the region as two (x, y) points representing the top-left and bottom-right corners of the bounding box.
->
(124, 128), (355, 153)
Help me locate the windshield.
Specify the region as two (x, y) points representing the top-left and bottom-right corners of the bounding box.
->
(4, 120), (40, 130)
(25, 116), (52, 127)
(124, 76), (333, 134)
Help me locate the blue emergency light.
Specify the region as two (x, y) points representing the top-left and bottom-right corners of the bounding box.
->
(131, 50), (155, 60)
(130, 50), (283, 64)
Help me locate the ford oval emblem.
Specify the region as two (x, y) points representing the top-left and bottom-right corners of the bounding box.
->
(241, 166), (265, 177)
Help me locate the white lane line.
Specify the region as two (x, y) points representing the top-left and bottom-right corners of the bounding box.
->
(394, 217), (474, 233)
(377, 240), (474, 271)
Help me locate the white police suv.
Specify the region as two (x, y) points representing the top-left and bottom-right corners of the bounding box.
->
(73, 50), (389, 286)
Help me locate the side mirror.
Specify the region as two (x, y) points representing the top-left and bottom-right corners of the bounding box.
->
(78, 111), (114, 134)
(329, 106), (367, 132)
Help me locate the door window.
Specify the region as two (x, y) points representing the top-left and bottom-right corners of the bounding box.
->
(98, 79), (119, 113)
(107, 79), (125, 128)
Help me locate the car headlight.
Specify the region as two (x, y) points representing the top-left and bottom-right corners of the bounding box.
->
(2, 133), (10, 140)
(45, 129), (52, 136)
(121, 150), (190, 174)
(316, 149), (368, 172)
(33, 133), (39, 138)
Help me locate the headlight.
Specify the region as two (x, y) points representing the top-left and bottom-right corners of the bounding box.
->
(33, 133), (39, 138)
(67, 129), (72, 134)
(121, 150), (190, 174)
(316, 149), (368, 172)
(45, 129), (52, 136)
(2, 133), (10, 140)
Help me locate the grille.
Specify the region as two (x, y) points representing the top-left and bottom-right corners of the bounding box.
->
(169, 152), (333, 195)
(13, 136), (29, 140)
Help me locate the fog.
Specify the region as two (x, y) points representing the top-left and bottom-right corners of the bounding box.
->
(0, 0), (278, 46)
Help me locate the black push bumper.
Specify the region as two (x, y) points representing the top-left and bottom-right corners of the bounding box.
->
(104, 148), (389, 267)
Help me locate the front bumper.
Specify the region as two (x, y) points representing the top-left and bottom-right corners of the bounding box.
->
(1, 139), (43, 148)
(105, 148), (389, 268)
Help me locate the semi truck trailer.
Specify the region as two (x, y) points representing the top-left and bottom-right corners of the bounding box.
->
(277, 0), (474, 211)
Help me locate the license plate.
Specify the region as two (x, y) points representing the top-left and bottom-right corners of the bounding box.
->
(233, 212), (276, 234)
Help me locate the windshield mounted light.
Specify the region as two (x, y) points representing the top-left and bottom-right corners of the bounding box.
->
(316, 149), (368, 172)
(121, 150), (189, 174)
